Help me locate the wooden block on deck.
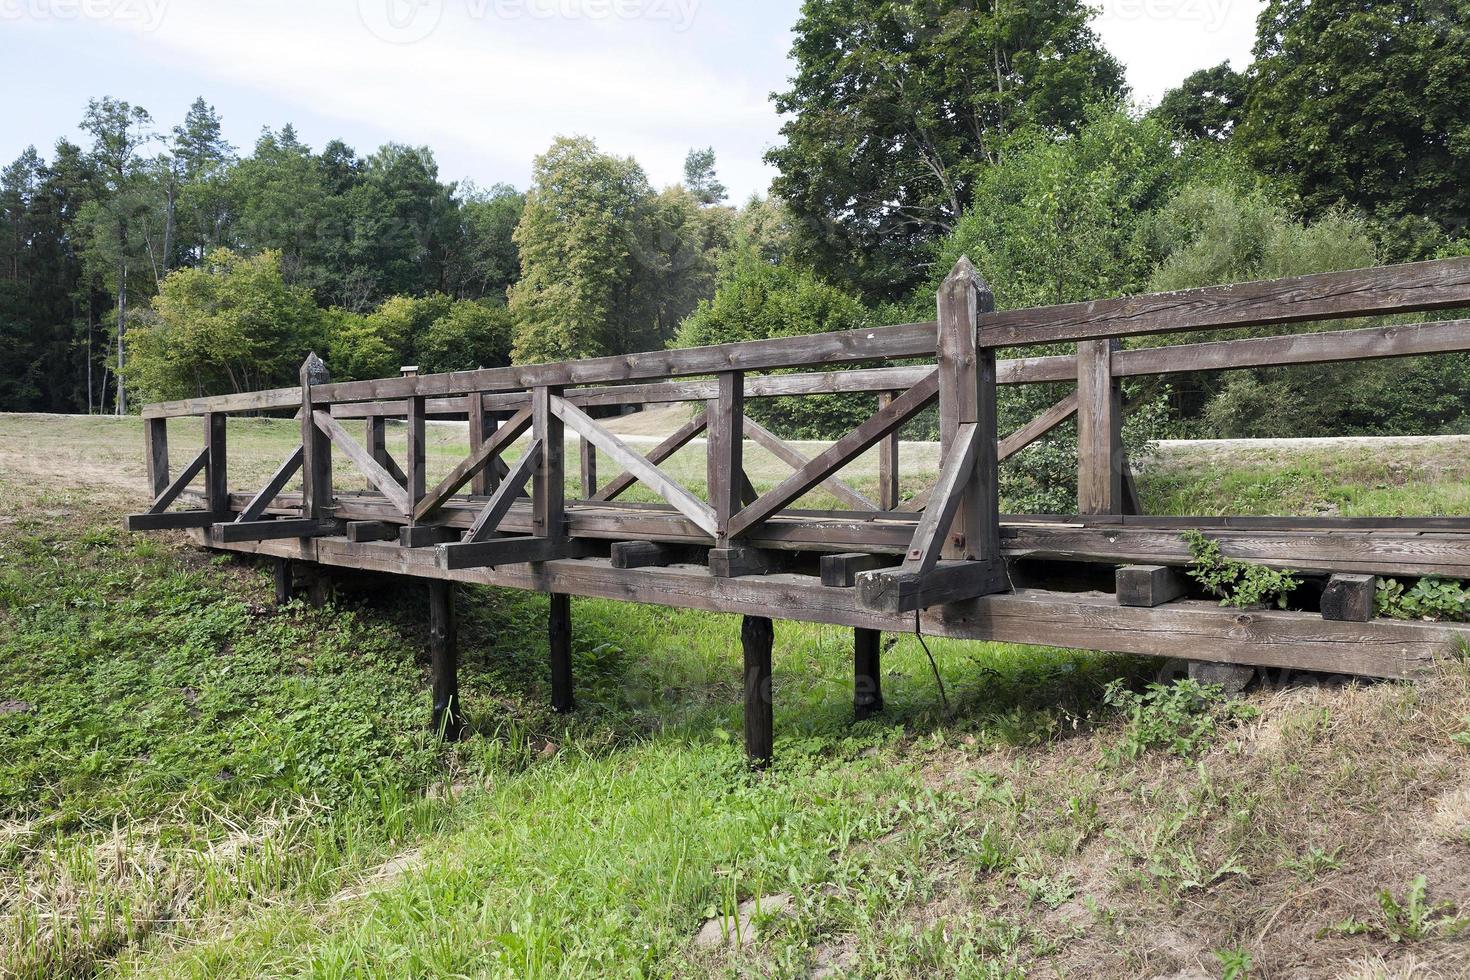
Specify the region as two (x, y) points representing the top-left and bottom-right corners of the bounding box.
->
(1116, 564), (1189, 607)
(437, 536), (589, 571)
(214, 519), (339, 543)
(1322, 573), (1376, 622)
(126, 511), (219, 531)
(611, 541), (687, 569)
(820, 552), (897, 588)
(856, 560), (1008, 613)
(346, 521), (398, 543)
(709, 546), (782, 578)
(400, 524), (464, 548)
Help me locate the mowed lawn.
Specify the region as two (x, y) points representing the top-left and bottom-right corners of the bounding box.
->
(5, 411), (1470, 978)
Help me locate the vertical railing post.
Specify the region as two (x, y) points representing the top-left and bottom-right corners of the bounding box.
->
(406, 394), (426, 521)
(532, 386), (565, 541)
(467, 392), (498, 496)
(707, 370), (744, 545)
(1076, 338), (1123, 514)
(936, 257), (1000, 563)
(299, 353), (332, 520)
(877, 391), (899, 510)
(579, 435), (598, 499)
(204, 412), (228, 518)
(145, 417), (169, 501)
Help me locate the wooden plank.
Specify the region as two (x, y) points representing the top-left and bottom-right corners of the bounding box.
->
(708, 372), (744, 542)
(313, 411), (412, 515)
(594, 409), (708, 503)
(235, 446), (304, 524)
(709, 546), (784, 578)
(856, 559), (1010, 614)
(147, 447), (208, 514)
(580, 434), (598, 499)
(204, 413), (229, 517)
(406, 395), (427, 517)
(428, 580), (463, 739)
(413, 407), (533, 521)
(1115, 564), (1190, 607)
(201, 538), (1460, 679)
(465, 440), (541, 543)
(126, 510), (217, 531)
(902, 422), (981, 575)
(877, 392), (900, 510)
(998, 391), (1078, 461)
(273, 557), (293, 606)
(467, 393), (496, 496)
(728, 370), (940, 537)
(1322, 573), (1377, 622)
(821, 552), (898, 588)
(345, 521), (397, 543)
(742, 615), (774, 767)
(550, 593), (574, 713)
(533, 387), (565, 542)
(609, 541), (693, 569)
(979, 257), (1470, 348)
(400, 524), (463, 548)
(213, 518), (338, 543)
(436, 535), (584, 570)
(365, 417), (409, 488)
(551, 396), (718, 538)
(936, 258), (1000, 562)
(854, 628), (883, 720)
(1077, 339), (1122, 514)
(742, 416), (876, 512)
(300, 355), (333, 520)
(145, 417), (169, 499)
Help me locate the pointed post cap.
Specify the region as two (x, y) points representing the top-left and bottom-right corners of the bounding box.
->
(300, 352), (331, 386)
(941, 256), (994, 313)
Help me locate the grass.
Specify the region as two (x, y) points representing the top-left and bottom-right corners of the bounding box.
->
(5, 412), (1470, 977)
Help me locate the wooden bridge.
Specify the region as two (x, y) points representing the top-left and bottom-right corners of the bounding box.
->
(126, 257), (1470, 763)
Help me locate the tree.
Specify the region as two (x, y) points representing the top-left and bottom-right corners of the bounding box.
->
(509, 136), (654, 363)
(1237, 0), (1470, 243)
(126, 248), (322, 402)
(767, 0), (1126, 300)
(171, 98), (235, 266)
(414, 300), (515, 373)
(325, 293), (452, 381)
(456, 182), (524, 301)
(682, 147), (727, 205)
(1152, 62), (1247, 141)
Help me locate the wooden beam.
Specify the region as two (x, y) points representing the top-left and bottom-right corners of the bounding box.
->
(708, 371), (744, 543)
(533, 387), (565, 542)
(820, 552), (898, 588)
(901, 422), (981, 575)
(235, 447), (304, 525)
(464, 440), (541, 543)
(146, 446), (208, 514)
(125, 510), (217, 531)
(936, 258), (1000, 562)
(213, 518), (338, 543)
(609, 541), (692, 569)
(1322, 573), (1376, 622)
(551, 396), (718, 538)
(1115, 564), (1190, 607)
(742, 615), (774, 767)
(877, 392), (899, 510)
(550, 593), (574, 713)
(742, 416), (876, 512)
(406, 395), (427, 518)
(400, 524), (462, 548)
(580, 434), (598, 499)
(857, 560), (1010, 614)
(428, 580), (463, 739)
(345, 521), (396, 543)
(300, 354), (333, 520)
(709, 546), (782, 578)
(145, 417), (169, 499)
(413, 407), (532, 522)
(854, 628), (883, 720)
(728, 371), (940, 537)
(1077, 339), (1123, 514)
(593, 409), (708, 503)
(312, 411), (412, 515)
(436, 535), (584, 571)
(205, 413), (229, 517)
(998, 391), (1078, 461)
(273, 557), (294, 606)
(467, 393), (497, 497)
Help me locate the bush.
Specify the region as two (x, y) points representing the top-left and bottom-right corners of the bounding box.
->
(415, 300), (515, 374)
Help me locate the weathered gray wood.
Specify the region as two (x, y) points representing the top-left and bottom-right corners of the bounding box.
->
(406, 395), (427, 518)
(467, 393), (497, 497)
(593, 409), (708, 503)
(552, 396), (718, 537)
(125, 510), (218, 531)
(312, 411), (412, 515)
(236, 447), (304, 525)
(1115, 564), (1189, 607)
(998, 391), (1079, 462)
(708, 372), (744, 542)
(877, 392), (899, 510)
(214, 518), (338, 543)
(437, 535), (587, 570)
(146, 446), (208, 514)
(936, 258), (1000, 562)
(978, 257), (1470, 348)
(365, 417), (409, 488)
(300, 354), (333, 520)
(205, 413), (229, 517)
(1322, 573), (1377, 622)
(345, 521), (397, 543)
(1077, 339), (1123, 514)
(902, 422), (981, 575)
(609, 541), (694, 569)
(550, 593), (574, 713)
(400, 524), (462, 549)
(728, 370), (940, 537)
(580, 435), (598, 499)
(414, 407), (532, 521)
(709, 546), (783, 578)
(854, 628), (883, 720)
(273, 557), (294, 606)
(857, 559), (1009, 614)
(742, 415), (876, 512)
(534, 387), (566, 542)
(821, 552), (897, 588)
(428, 579), (463, 739)
(145, 417), (169, 499)
(465, 440), (541, 543)
(742, 615), (774, 766)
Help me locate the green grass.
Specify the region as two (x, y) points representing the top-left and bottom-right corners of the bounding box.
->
(7, 413), (1470, 977)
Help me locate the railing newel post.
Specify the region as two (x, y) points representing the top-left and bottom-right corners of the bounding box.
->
(299, 353), (333, 521)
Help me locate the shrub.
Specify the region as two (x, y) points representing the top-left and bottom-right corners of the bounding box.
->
(1184, 530), (1300, 609)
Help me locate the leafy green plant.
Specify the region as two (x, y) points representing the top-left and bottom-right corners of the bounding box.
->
(1183, 530), (1300, 609)
(1325, 876), (1468, 943)
(1376, 577), (1470, 622)
(1101, 679), (1257, 763)
(1282, 845), (1341, 881)
(1213, 947), (1253, 980)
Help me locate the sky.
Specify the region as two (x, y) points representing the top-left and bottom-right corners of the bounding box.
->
(0, 0), (1264, 201)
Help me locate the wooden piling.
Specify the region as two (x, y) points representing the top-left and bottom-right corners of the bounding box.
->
(742, 615), (774, 766)
(854, 627), (883, 720)
(549, 592), (574, 713)
(428, 579), (462, 739)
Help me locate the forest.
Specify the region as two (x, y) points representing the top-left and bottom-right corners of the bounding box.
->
(3, 0), (1469, 446)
